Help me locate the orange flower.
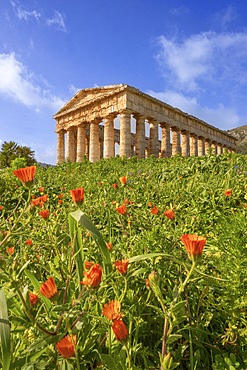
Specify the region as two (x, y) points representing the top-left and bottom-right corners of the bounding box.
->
(39, 187), (45, 192)
(29, 292), (38, 306)
(6, 246), (14, 255)
(13, 166), (36, 186)
(39, 209), (49, 219)
(163, 209), (175, 220)
(112, 319), (128, 341)
(81, 263), (102, 287)
(119, 176), (127, 185)
(112, 183), (118, 189)
(31, 194), (48, 207)
(56, 335), (76, 358)
(148, 202), (153, 207)
(84, 261), (94, 270)
(116, 204), (127, 215)
(180, 234), (206, 261)
(224, 189), (232, 197)
(58, 199), (63, 205)
(25, 239), (33, 246)
(102, 300), (123, 321)
(114, 259), (129, 275)
(40, 277), (57, 299)
(150, 206), (159, 214)
(0, 205), (4, 211)
(58, 194), (64, 199)
(70, 188), (84, 206)
(106, 242), (113, 250)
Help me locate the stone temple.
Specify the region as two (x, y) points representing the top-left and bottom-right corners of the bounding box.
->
(53, 84), (237, 164)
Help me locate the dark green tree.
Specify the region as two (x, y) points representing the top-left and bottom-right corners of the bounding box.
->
(0, 141), (36, 168)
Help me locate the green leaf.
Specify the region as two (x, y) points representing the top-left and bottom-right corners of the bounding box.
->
(25, 270), (52, 314)
(0, 289), (11, 370)
(69, 210), (112, 273)
(166, 334), (182, 345)
(100, 354), (118, 370)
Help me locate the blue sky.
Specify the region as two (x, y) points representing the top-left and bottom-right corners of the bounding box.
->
(1, 0), (247, 164)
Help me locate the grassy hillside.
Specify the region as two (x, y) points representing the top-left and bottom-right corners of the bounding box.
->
(0, 154), (247, 369)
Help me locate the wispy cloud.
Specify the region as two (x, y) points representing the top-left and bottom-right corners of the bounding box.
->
(0, 52), (65, 111)
(156, 31), (247, 91)
(46, 11), (66, 32)
(212, 6), (238, 30)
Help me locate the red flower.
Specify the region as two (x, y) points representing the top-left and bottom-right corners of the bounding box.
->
(84, 261), (94, 270)
(224, 189), (232, 197)
(106, 242), (113, 250)
(112, 183), (118, 189)
(39, 187), (45, 192)
(81, 263), (102, 287)
(29, 292), (38, 306)
(180, 234), (206, 261)
(116, 204), (127, 215)
(119, 176), (127, 185)
(56, 335), (76, 358)
(150, 206), (159, 214)
(31, 194), (48, 207)
(163, 209), (175, 220)
(148, 202), (153, 207)
(39, 209), (49, 219)
(25, 239), (33, 246)
(102, 300), (123, 321)
(40, 277), (57, 299)
(0, 206), (4, 211)
(114, 259), (129, 275)
(70, 188), (84, 205)
(13, 166), (36, 186)
(6, 246), (14, 255)
(112, 319), (128, 341)
(58, 194), (64, 199)
(58, 199), (63, 204)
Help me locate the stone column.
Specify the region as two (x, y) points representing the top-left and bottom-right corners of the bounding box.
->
(212, 142), (218, 155)
(205, 140), (211, 155)
(134, 114), (145, 158)
(56, 129), (65, 164)
(181, 131), (190, 157)
(198, 137), (205, 157)
(190, 134), (198, 156)
(76, 123), (87, 162)
(217, 144), (223, 155)
(89, 119), (101, 162)
(104, 114), (116, 158)
(66, 127), (76, 162)
(119, 110), (132, 158)
(171, 127), (181, 156)
(160, 123), (171, 157)
(149, 119), (159, 157)
(100, 140), (104, 159)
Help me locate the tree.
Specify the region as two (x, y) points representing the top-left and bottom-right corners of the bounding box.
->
(0, 141), (36, 168)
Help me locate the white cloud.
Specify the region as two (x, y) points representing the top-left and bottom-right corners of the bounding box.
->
(0, 52), (65, 111)
(212, 6), (238, 30)
(46, 11), (66, 32)
(10, 1), (41, 21)
(156, 31), (247, 91)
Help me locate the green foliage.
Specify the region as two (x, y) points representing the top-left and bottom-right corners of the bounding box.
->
(0, 153), (247, 369)
(0, 141), (36, 168)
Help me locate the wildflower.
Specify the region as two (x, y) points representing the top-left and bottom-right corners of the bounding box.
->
(6, 246), (14, 255)
(150, 206), (159, 214)
(58, 199), (63, 205)
(0, 206), (3, 211)
(145, 278), (150, 288)
(13, 166), (36, 186)
(148, 202), (153, 207)
(81, 263), (102, 287)
(116, 204), (127, 215)
(112, 183), (118, 189)
(31, 194), (48, 207)
(102, 300), (123, 321)
(119, 176), (127, 185)
(98, 182), (102, 186)
(114, 259), (129, 275)
(70, 188), (84, 206)
(180, 234), (206, 261)
(56, 335), (76, 358)
(112, 319), (128, 341)
(58, 194), (63, 199)
(224, 189), (232, 197)
(25, 239), (33, 246)
(106, 242), (113, 250)
(40, 277), (57, 299)
(84, 261), (94, 269)
(163, 209), (175, 220)
(39, 187), (45, 192)
(29, 292), (38, 306)
(39, 210), (49, 219)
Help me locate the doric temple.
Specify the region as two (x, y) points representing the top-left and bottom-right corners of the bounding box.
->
(53, 84), (237, 164)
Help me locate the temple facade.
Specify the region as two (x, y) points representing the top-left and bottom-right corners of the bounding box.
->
(53, 84), (237, 164)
